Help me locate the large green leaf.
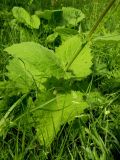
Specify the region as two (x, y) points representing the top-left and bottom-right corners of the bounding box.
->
(56, 35), (93, 78)
(6, 58), (36, 92)
(30, 91), (88, 146)
(12, 7), (40, 29)
(5, 42), (64, 92)
(62, 7), (85, 27)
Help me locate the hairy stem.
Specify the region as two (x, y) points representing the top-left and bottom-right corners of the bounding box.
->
(65, 0), (116, 71)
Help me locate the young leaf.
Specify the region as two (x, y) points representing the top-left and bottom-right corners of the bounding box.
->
(12, 7), (40, 29)
(30, 15), (40, 29)
(56, 35), (93, 78)
(12, 7), (30, 25)
(46, 32), (59, 44)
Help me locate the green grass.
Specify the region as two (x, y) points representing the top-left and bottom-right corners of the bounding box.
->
(0, 0), (120, 160)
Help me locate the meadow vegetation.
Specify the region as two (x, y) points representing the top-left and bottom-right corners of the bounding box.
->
(0, 0), (120, 159)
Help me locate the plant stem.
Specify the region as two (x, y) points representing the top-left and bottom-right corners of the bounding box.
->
(88, 0), (116, 40)
(0, 94), (27, 130)
(65, 0), (116, 71)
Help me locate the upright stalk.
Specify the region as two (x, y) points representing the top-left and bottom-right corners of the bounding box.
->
(65, 0), (116, 71)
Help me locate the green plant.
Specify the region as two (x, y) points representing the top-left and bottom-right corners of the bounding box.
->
(12, 7), (40, 29)
(1, 34), (92, 145)
(0, 0), (120, 159)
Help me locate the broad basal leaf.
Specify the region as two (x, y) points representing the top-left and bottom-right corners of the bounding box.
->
(5, 42), (64, 92)
(31, 91), (88, 146)
(12, 7), (40, 29)
(56, 35), (93, 78)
